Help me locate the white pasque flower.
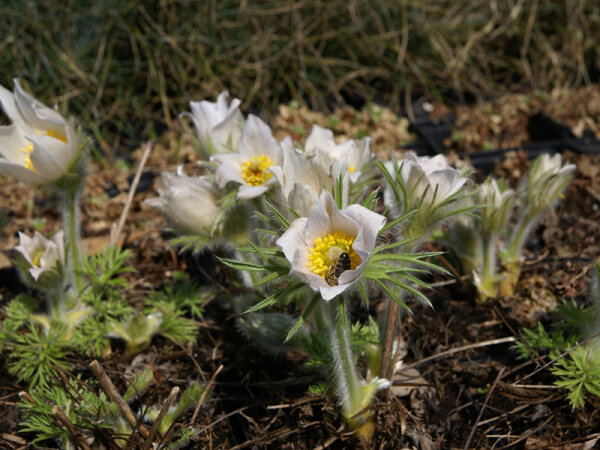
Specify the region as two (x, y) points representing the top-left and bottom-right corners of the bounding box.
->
(384, 152), (468, 212)
(145, 166), (220, 235)
(277, 191), (386, 300)
(212, 114), (282, 200)
(0, 79), (81, 186)
(15, 230), (65, 281)
(271, 140), (349, 217)
(523, 153), (575, 215)
(479, 177), (514, 237)
(305, 125), (372, 183)
(187, 91), (244, 154)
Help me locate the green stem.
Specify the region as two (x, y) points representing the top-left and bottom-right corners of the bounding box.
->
(505, 213), (534, 264)
(481, 232), (496, 280)
(47, 286), (63, 321)
(63, 187), (84, 295)
(316, 297), (361, 420)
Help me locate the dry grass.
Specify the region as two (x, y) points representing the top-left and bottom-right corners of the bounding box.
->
(1, 0), (598, 154)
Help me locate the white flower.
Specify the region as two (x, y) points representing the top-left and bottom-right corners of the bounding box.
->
(0, 79), (83, 186)
(305, 125), (372, 183)
(212, 115), (282, 200)
(479, 177), (514, 236)
(271, 141), (349, 216)
(187, 91), (244, 154)
(145, 166), (220, 235)
(276, 191), (386, 300)
(15, 230), (65, 281)
(384, 152), (469, 212)
(524, 153), (575, 215)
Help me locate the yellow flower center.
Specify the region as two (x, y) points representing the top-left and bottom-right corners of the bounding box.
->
(348, 165), (356, 173)
(241, 155), (274, 186)
(31, 247), (45, 267)
(20, 129), (68, 172)
(307, 231), (361, 278)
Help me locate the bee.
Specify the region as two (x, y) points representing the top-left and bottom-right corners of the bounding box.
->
(324, 247), (352, 286)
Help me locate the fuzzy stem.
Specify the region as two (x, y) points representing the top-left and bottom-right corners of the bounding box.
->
(481, 232), (497, 281)
(46, 286), (64, 321)
(317, 297), (362, 422)
(505, 212), (535, 265)
(62, 187), (84, 295)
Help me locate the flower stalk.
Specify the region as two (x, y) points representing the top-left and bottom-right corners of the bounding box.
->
(315, 296), (376, 437)
(62, 186), (84, 295)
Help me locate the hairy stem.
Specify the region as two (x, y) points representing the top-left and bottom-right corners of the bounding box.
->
(62, 187), (84, 295)
(505, 212), (535, 264)
(317, 297), (362, 421)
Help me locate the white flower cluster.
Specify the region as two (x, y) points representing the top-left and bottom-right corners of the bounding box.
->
(146, 91), (478, 303)
(147, 92), (390, 299)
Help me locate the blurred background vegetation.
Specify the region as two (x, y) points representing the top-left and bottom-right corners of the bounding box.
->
(1, 0), (598, 154)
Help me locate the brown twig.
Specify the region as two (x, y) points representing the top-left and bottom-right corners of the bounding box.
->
(379, 299), (399, 383)
(110, 140), (153, 246)
(463, 367), (505, 450)
(52, 405), (92, 450)
(191, 364), (223, 424)
(89, 360), (150, 438)
(143, 386), (179, 449)
(400, 336), (517, 371)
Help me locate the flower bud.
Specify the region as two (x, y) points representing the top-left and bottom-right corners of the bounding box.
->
(523, 153), (575, 218)
(145, 167), (221, 236)
(479, 177), (515, 237)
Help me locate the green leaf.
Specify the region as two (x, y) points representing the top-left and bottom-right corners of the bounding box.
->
(286, 294), (320, 342)
(245, 282), (305, 313)
(264, 199), (289, 229)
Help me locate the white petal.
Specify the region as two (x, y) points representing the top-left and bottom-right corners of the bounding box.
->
(13, 79), (66, 130)
(28, 135), (73, 180)
(0, 125), (30, 164)
(276, 217), (308, 268)
(238, 115), (281, 162)
(0, 159), (52, 185)
(304, 191), (358, 245)
(305, 125), (335, 156)
(343, 204), (387, 253)
(0, 85), (26, 128)
(288, 183), (319, 217)
(212, 153), (244, 187)
(237, 184), (269, 200)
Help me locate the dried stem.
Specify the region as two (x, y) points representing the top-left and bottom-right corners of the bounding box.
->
(52, 405), (92, 450)
(144, 386), (179, 449)
(380, 298), (399, 383)
(191, 364), (223, 424)
(110, 140), (153, 246)
(89, 360), (150, 438)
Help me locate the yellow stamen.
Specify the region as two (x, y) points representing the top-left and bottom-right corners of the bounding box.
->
(241, 155), (274, 186)
(21, 143), (35, 171)
(35, 128), (68, 143)
(20, 129), (67, 172)
(31, 247), (45, 267)
(307, 231), (361, 278)
(348, 166), (356, 173)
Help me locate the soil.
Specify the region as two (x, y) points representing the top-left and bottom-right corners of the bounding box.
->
(0, 86), (599, 449)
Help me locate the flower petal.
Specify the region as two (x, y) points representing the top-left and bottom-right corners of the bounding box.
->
(237, 184), (269, 200)
(28, 135), (74, 181)
(0, 159), (52, 185)
(238, 115), (281, 163)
